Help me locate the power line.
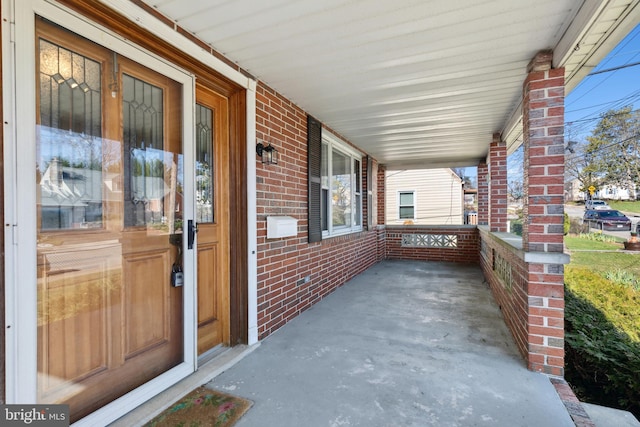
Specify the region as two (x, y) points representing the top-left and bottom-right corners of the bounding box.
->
(587, 61), (640, 76)
(568, 24), (640, 103)
(565, 132), (640, 162)
(565, 107), (640, 126)
(566, 92), (640, 137)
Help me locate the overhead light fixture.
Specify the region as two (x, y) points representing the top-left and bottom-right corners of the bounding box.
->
(256, 141), (279, 165)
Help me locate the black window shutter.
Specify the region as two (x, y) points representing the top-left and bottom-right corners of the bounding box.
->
(366, 155), (373, 230)
(308, 115), (322, 243)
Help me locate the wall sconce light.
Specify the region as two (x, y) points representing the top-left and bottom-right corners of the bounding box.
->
(256, 141), (279, 165)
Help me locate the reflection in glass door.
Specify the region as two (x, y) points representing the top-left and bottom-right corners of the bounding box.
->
(36, 18), (185, 422)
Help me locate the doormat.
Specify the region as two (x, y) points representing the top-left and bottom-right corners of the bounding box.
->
(145, 386), (253, 427)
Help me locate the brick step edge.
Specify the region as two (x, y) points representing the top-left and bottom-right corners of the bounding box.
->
(550, 377), (596, 427)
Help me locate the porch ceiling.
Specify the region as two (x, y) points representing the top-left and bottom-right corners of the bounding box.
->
(140, 0), (640, 169)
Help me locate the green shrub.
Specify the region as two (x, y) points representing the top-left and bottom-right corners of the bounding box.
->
(604, 269), (640, 291)
(578, 231), (620, 244)
(510, 221), (522, 236)
(564, 212), (570, 235)
(564, 267), (640, 418)
(566, 267), (640, 340)
(569, 218), (589, 235)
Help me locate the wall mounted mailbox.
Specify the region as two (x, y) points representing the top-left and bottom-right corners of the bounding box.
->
(267, 216), (298, 238)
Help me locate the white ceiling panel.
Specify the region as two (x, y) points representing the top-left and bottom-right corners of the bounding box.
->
(140, 0), (640, 168)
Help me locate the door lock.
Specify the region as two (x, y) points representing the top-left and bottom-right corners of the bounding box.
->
(171, 264), (184, 287)
(187, 219), (198, 249)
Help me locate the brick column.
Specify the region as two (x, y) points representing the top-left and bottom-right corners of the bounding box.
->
(377, 165), (386, 226)
(477, 162), (489, 225)
(377, 165), (387, 261)
(522, 50), (567, 376)
(489, 133), (507, 232)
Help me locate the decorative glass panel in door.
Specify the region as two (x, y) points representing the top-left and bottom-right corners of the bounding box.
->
(36, 18), (184, 422)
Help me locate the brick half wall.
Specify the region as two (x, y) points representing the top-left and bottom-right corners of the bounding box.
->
(479, 228), (564, 376)
(386, 225), (479, 264)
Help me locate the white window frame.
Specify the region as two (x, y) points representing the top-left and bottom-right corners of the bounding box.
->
(321, 131), (363, 237)
(397, 190), (416, 220)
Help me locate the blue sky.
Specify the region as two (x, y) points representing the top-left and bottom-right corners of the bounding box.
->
(565, 23), (640, 142)
(472, 23), (640, 185)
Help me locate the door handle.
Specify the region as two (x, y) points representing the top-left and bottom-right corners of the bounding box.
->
(187, 220), (198, 249)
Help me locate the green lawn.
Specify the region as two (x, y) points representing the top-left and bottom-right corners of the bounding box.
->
(607, 200), (640, 213)
(565, 234), (640, 275)
(569, 251), (640, 276)
(564, 235), (624, 251)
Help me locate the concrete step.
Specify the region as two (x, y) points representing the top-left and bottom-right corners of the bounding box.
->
(583, 403), (640, 427)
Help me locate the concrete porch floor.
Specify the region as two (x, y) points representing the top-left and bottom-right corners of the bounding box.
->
(206, 259), (575, 426)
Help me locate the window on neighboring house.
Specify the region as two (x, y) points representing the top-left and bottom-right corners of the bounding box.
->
(308, 114), (363, 241)
(398, 191), (415, 220)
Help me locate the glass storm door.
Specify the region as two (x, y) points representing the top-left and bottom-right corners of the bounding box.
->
(35, 18), (187, 422)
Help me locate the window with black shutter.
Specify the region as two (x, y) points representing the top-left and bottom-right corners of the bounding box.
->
(308, 115), (363, 240)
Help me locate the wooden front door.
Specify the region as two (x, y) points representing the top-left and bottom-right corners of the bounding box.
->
(195, 85), (230, 355)
(35, 18), (187, 422)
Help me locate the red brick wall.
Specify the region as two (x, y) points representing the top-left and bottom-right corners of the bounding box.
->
(385, 225), (479, 264)
(477, 162), (489, 225)
(479, 230), (529, 361)
(489, 134), (507, 232)
(519, 51), (565, 376)
(522, 51), (565, 254)
(377, 165), (386, 225)
(479, 229), (565, 376)
(255, 82), (379, 339)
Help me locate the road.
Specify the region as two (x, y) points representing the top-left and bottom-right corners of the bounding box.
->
(564, 204), (640, 240)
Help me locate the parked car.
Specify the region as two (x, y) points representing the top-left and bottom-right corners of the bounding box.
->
(583, 209), (631, 231)
(585, 199), (611, 210)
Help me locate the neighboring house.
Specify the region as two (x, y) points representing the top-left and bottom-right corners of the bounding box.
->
(385, 169), (463, 225)
(0, 1), (635, 425)
(565, 178), (637, 201)
(564, 178), (582, 202)
(464, 187), (477, 207)
(596, 184), (636, 201)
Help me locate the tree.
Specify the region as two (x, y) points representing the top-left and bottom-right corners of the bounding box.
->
(585, 106), (640, 196)
(507, 145), (524, 204)
(452, 167), (475, 189)
(565, 140), (601, 197)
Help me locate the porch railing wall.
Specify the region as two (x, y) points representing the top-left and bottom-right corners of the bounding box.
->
(477, 229), (530, 362)
(385, 225), (479, 264)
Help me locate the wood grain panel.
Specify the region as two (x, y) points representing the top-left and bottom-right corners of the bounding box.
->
(197, 244), (218, 326)
(229, 89), (248, 345)
(123, 250), (170, 358)
(37, 242), (121, 396)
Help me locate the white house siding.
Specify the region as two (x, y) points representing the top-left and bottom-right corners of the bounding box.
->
(565, 178), (637, 201)
(597, 184), (635, 201)
(385, 169), (463, 225)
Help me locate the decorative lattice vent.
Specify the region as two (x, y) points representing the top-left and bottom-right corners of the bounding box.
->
(493, 252), (513, 291)
(401, 234), (457, 248)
